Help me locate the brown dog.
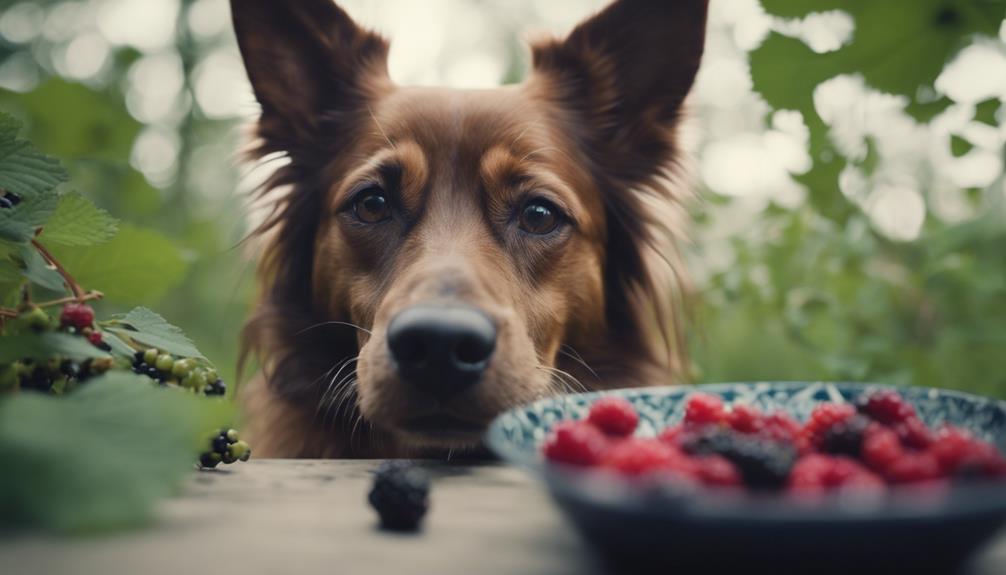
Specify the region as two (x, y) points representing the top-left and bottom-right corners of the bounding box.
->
(234, 0), (709, 457)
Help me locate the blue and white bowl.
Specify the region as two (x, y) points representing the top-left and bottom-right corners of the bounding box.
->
(486, 382), (1006, 574)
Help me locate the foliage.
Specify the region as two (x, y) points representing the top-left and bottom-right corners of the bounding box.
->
(691, 1), (1006, 397)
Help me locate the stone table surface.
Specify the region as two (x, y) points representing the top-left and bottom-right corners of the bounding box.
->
(2, 459), (1005, 575)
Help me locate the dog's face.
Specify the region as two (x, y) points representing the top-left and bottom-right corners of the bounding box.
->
(234, 0), (707, 451)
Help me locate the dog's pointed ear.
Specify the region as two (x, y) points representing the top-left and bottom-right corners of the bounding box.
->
(231, 0), (389, 146)
(531, 0), (708, 180)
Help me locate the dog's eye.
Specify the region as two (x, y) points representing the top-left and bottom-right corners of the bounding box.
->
(353, 187), (391, 223)
(518, 199), (560, 235)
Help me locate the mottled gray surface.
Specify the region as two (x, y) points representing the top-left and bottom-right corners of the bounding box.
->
(1, 460), (1004, 575)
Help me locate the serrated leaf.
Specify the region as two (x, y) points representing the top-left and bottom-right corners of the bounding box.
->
(0, 373), (233, 532)
(41, 191), (118, 247)
(951, 134), (975, 157)
(106, 307), (205, 359)
(0, 332), (110, 363)
(47, 224), (187, 304)
(100, 329), (137, 358)
(0, 190), (59, 243)
(0, 112), (68, 199)
(15, 243), (65, 293)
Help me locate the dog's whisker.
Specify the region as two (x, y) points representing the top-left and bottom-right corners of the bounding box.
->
(295, 321), (373, 337)
(315, 357), (358, 417)
(313, 358), (355, 422)
(537, 365), (588, 396)
(559, 345), (601, 381)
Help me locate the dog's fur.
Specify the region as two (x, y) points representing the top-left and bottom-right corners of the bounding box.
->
(233, 0), (709, 457)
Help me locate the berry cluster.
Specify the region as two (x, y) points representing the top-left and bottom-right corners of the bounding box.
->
(368, 461), (431, 531)
(131, 348), (226, 396)
(0, 190), (20, 209)
(199, 428), (251, 468)
(542, 390), (1006, 494)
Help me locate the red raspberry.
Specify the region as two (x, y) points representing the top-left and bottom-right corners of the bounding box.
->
(857, 390), (916, 425)
(600, 438), (688, 477)
(803, 403), (856, 450)
(657, 424), (686, 448)
(893, 416), (932, 450)
(586, 397), (639, 437)
(930, 426), (1006, 478)
(862, 424), (904, 471)
(693, 455), (742, 487)
(760, 411), (803, 445)
(727, 404), (764, 434)
(60, 303), (95, 330)
(684, 393), (726, 428)
(543, 421), (608, 467)
(86, 331), (103, 346)
(789, 454), (884, 493)
(885, 452), (942, 484)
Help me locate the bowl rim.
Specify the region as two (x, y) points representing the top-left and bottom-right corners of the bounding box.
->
(485, 381), (1006, 521)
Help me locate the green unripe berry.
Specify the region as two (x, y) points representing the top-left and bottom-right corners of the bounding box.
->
(143, 348), (159, 364)
(16, 307), (51, 333)
(171, 359), (193, 378)
(0, 365), (19, 391)
(225, 429), (239, 443)
(205, 369), (219, 383)
(155, 354), (174, 371)
(228, 440), (250, 461)
(185, 369), (208, 390)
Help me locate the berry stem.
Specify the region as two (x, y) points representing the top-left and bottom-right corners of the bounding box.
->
(30, 237), (84, 300)
(0, 291), (102, 319)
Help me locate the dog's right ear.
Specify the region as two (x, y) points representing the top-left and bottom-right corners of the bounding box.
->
(231, 0), (389, 148)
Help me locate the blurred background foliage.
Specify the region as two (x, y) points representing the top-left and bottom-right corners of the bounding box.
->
(0, 0), (1004, 396)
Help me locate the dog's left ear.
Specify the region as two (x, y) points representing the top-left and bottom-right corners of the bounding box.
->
(531, 0), (709, 181)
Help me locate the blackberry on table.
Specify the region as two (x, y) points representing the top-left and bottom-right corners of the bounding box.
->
(199, 428), (251, 469)
(368, 461), (430, 531)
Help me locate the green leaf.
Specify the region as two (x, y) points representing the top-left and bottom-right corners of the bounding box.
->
(100, 329), (137, 358)
(0, 332), (110, 363)
(40, 191), (119, 247)
(48, 224), (188, 304)
(0, 373), (233, 532)
(905, 95), (953, 123)
(106, 307), (205, 359)
(15, 244), (65, 293)
(951, 134), (975, 157)
(0, 112), (68, 199)
(0, 190), (59, 243)
(974, 97), (1002, 126)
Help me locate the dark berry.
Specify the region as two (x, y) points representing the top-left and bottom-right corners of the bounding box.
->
(199, 452), (221, 469)
(856, 390), (916, 425)
(682, 428), (796, 489)
(133, 350), (146, 364)
(0, 196), (11, 209)
(821, 415), (869, 457)
(543, 421), (608, 466)
(683, 393), (726, 428)
(59, 303), (95, 330)
(204, 379), (227, 396)
(586, 396), (639, 437)
(212, 435), (230, 454)
(803, 403), (856, 449)
(368, 461), (430, 531)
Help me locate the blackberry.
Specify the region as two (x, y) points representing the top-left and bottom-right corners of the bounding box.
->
(821, 415), (870, 457)
(682, 428), (796, 489)
(0, 196), (11, 209)
(199, 452), (222, 469)
(199, 428), (250, 468)
(368, 461), (430, 531)
(0, 191), (19, 209)
(204, 378), (226, 396)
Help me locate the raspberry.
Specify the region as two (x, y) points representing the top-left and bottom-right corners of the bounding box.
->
(862, 424), (904, 471)
(86, 331), (103, 346)
(893, 416), (932, 450)
(59, 303), (95, 330)
(693, 455), (742, 487)
(657, 424), (686, 447)
(368, 461), (430, 531)
(789, 454), (884, 493)
(759, 411), (802, 445)
(820, 415), (869, 457)
(586, 397), (639, 437)
(684, 393), (726, 428)
(856, 390), (916, 425)
(600, 438), (688, 477)
(543, 421), (608, 466)
(803, 403), (856, 450)
(727, 404), (764, 434)
(682, 428), (796, 489)
(885, 452), (941, 484)
(930, 426), (1006, 479)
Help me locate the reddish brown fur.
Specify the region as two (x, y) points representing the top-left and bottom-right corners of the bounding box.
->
(233, 0), (709, 457)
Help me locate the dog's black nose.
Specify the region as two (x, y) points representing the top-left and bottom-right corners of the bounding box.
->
(386, 305), (496, 397)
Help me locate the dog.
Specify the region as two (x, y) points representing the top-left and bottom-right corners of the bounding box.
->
(233, 0), (709, 458)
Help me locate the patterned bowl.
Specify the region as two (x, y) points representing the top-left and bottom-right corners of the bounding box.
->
(486, 382), (1006, 574)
